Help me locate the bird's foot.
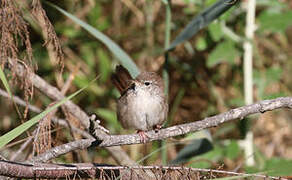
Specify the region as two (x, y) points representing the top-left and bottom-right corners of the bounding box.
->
(153, 124), (162, 133)
(137, 130), (148, 143)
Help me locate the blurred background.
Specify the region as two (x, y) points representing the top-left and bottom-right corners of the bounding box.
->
(0, 0), (292, 177)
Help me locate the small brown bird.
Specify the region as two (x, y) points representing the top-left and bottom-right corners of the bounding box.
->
(111, 65), (168, 143)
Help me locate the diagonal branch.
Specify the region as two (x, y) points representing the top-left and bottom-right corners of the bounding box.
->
(29, 97), (292, 162)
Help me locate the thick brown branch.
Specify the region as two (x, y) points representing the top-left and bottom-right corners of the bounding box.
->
(29, 97), (292, 163)
(0, 160), (286, 179)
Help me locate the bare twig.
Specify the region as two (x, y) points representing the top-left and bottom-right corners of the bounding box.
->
(0, 160), (286, 179)
(27, 97), (292, 163)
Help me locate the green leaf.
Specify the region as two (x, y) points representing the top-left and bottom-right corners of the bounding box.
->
(0, 80), (92, 148)
(87, 4), (110, 31)
(246, 158), (292, 176)
(74, 76), (103, 96)
(225, 140), (240, 159)
(209, 22), (223, 42)
(196, 37), (208, 51)
(256, 0), (286, 11)
(258, 10), (292, 33)
(45, 1), (140, 78)
(81, 43), (96, 69)
(207, 40), (239, 67)
(189, 145), (224, 168)
(254, 67), (283, 99)
(62, 26), (79, 38)
(170, 138), (213, 165)
(0, 67), (12, 98)
(264, 158), (292, 176)
(167, 0), (238, 51)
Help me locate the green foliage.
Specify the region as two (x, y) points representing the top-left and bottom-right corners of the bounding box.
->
(254, 67), (284, 99)
(95, 108), (121, 132)
(189, 144), (224, 168)
(207, 40), (240, 67)
(80, 43), (97, 69)
(196, 37), (208, 50)
(97, 49), (111, 83)
(74, 76), (103, 96)
(264, 158), (292, 176)
(225, 140), (240, 160)
(0, 82), (90, 148)
(258, 10), (292, 33)
(246, 158), (292, 176)
(208, 22), (223, 42)
(62, 26), (80, 38)
(167, 0), (238, 50)
(87, 3), (110, 31)
(187, 141), (243, 170)
(0, 67), (12, 98)
(46, 1), (140, 77)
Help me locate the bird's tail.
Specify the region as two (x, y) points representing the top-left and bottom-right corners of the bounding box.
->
(111, 65), (133, 94)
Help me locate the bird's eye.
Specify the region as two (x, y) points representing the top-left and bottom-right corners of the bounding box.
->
(144, 81), (151, 86)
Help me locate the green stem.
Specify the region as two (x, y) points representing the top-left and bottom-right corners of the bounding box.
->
(162, 0), (171, 165)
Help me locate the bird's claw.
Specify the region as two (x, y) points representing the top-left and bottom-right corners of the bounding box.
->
(137, 130), (148, 143)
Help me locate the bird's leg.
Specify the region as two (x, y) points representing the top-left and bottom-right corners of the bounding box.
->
(137, 130), (148, 143)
